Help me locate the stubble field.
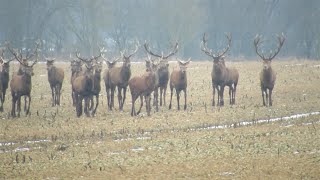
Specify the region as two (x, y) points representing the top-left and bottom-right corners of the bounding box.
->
(0, 59), (320, 179)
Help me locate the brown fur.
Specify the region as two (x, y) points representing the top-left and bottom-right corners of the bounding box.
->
(144, 42), (178, 109)
(169, 60), (190, 110)
(7, 42), (39, 117)
(129, 62), (158, 116)
(89, 60), (103, 115)
(221, 58), (239, 105)
(70, 59), (83, 106)
(46, 59), (64, 106)
(0, 52), (13, 112)
(201, 33), (232, 106)
(103, 58), (119, 110)
(72, 64), (94, 117)
(254, 34), (285, 106)
(109, 45), (138, 111)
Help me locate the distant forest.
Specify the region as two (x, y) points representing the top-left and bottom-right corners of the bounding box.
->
(0, 0), (319, 60)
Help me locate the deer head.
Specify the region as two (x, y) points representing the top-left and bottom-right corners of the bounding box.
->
(144, 41), (179, 66)
(254, 33), (285, 70)
(7, 41), (40, 76)
(177, 58), (191, 75)
(201, 33), (231, 64)
(121, 43), (139, 68)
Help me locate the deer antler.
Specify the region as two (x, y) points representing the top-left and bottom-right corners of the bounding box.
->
(25, 41), (41, 61)
(144, 41), (178, 59)
(75, 52), (87, 62)
(124, 43), (139, 59)
(254, 33), (285, 61)
(201, 33), (232, 60)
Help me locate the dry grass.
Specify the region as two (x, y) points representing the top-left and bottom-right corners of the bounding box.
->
(0, 59), (320, 179)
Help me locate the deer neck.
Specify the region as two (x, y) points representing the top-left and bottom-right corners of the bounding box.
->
(179, 69), (187, 82)
(22, 73), (32, 84)
(121, 65), (131, 82)
(262, 66), (274, 81)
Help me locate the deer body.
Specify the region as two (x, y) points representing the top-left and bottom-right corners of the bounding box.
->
(72, 68), (94, 117)
(47, 59), (64, 106)
(108, 45), (138, 111)
(129, 64), (158, 116)
(201, 33), (233, 106)
(169, 60), (190, 110)
(224, 64), (239, 105)
(70, 60), (83, 106)
(0, 60), (11, 111)
(7, 41), (39, 117)
(109, 64), (131, 111)
(103, 59), (119, 110)
(254, 33), (285, 106)
(260, 62), (276, 106)
(144, 41), (178, 110)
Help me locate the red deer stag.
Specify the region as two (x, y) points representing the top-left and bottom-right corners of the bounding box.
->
(169, 59), (191, 110)
(220, 56), (239, 105)
(89, 58), (103, 116)
(7, 42), (39, 117)
(129, 61), (159, 116)
(46, 57), (64, 106)
(109, 44), (139, 111)
(144, 41), (178, 110)
(72, 51), (101, 117)
(102, 55), (120, 111)
(254, 33), (285, 106)
(0, 48), (14, 111)
(201, 33), (232, 106)
(70, 58), (83, 106)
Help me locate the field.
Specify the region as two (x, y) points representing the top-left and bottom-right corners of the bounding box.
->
(0, 59), (320, 179)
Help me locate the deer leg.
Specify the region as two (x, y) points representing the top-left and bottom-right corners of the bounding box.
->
(269, 89), (273, 106)
(72, 90), (75, 106)
(261, 88), (266, 106)
(233, 83), (237, 105)
(159, 87), (163, 106)
(90, 95), (94, 111)
(220, 86), (225, 106)
(106, 87), (111, 111)
(229, 86), (232, 105)
(122, 87), (126, 110)
(145, 95), (149, 116)
(110, 87), (115, 110)
(177, 89), (181, 110)
(212, 85), (215, 106)
(0, 93), (3, 112)
(50, 85), (54, 106)
(76, 95), (83, 117)
(84, 97), (90, 117)
(11, 94), (16, 118)
(3, 90), (6, 104)
(146, 95), (151, 116)
(131, 94), (138, 116)
(163, 86), (167, 106)
(17, 97), (21, 118)
(117, 87), (122, 111)
(169, 85), (173, 110)
(154, 88), (159, 112)
(24, 96), (27, 112)
(26, 95), (31, 116)
(183, 89), (187, 110)
(137, 95), (143, 115)
(92, 95), (99, 116)
(57, 84), (62, 106)
(56, 85), (60, 106)
(265, 90), (269, 107)
(216, 86), (220, 106)
(122, 87), (127, 111)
